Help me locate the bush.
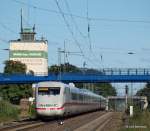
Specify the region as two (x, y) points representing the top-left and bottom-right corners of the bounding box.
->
(0, 100), (20, 122)
(28, 103), (36, 118)
(132, 105), (142, 119)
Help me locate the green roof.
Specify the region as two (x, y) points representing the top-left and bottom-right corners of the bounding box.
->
(23, 28), (33, 33)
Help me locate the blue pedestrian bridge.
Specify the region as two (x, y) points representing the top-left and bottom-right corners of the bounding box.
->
(0, 68), (150, 84)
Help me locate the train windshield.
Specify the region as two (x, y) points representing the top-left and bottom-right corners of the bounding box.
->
(38, 87), (60, 95)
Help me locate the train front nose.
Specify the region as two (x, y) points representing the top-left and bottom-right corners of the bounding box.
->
(36, 86), (65, 117)
(36, 106), (64, 117)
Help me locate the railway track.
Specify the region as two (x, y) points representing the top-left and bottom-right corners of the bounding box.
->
(0, 111), (112, 131)
(0, 120), (45, 131)
(27, 111), (109, 131)
(74, 112), (113, 131)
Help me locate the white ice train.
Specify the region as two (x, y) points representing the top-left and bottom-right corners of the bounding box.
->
(35, 81), (106, 117)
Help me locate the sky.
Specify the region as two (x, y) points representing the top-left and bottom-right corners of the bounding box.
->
(0, 0), (150, 95)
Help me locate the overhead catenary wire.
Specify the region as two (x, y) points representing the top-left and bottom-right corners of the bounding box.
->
(9, 0), (150, 68)
(63, 0), (103, 68)
(8, 0), (104, 67)
(54, 0), (100, 67)
(63, 0), (93, 54)
(86, 0), (92, 50)
(63, 0), (87, 38)
(10, 0), (150, 24)
(60, 0), (102, 67)
(86, 0), (103, 66)
(63, 0), (101, 66)
(0, 22), (17, 42)
(54, 0), (84, 56)
(0, 22), (16, 34)
(0, 38), (9, 43)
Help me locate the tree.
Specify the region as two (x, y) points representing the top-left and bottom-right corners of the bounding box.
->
(0, 84), (32, 104)
(48, 63), (80, 73)
(0, 60), (32, 104)
(4, 60), (26, 74)
(48, 63), (117, 96)
(93, 83), (117, 97)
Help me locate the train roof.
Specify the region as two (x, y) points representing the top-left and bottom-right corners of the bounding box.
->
(37, 81), (68, 87)
(37, 81), (106, 99)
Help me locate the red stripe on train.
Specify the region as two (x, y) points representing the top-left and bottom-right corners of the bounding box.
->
(36, 107), (64, 110)
(36, 102), (100, 111)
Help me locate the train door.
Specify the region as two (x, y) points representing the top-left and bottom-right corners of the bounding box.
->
(100, 97), (102, 109)
(64, 87), (71, 115)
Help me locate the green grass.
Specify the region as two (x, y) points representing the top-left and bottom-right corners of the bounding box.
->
(0, 100), (20, 122)
(120, 109), (150, 131)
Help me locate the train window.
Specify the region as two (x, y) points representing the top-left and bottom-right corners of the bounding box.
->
(72, 93), (77, 100)
(64, 88), (70, 94)
(38, 87), (60, 95)
(79, 94), (83, 101)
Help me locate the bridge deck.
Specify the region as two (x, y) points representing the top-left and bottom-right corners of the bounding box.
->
(0, 68), (150, 84)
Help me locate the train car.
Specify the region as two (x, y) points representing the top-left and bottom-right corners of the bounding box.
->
(35, 81), (106, 117)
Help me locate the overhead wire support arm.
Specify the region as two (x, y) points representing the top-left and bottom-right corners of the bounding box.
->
(54, 0), (84, 55)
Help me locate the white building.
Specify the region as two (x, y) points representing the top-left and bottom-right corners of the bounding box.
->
(9, 28), (48, 76)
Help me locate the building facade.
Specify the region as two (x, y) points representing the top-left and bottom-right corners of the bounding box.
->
(9, 28), (48, 76)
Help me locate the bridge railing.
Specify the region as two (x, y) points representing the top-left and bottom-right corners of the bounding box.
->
(66, 68), (150, 75)
(98, 68), (150, 75)
(1, 68), (150, 77)
(0, 68), (150, 83)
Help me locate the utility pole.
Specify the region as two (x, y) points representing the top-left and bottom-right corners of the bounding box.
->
(58, 48), (61, 80)
(58, 42), (82, 76)
(64, 40), (66, 64)
(131, 82), (133, 105)
(125, 85), (128, 112)
(130, 83), (134, 117)
(83, 61), (87, 89)
(58, 40), (68, 73)
(63, 40), (66, 72)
